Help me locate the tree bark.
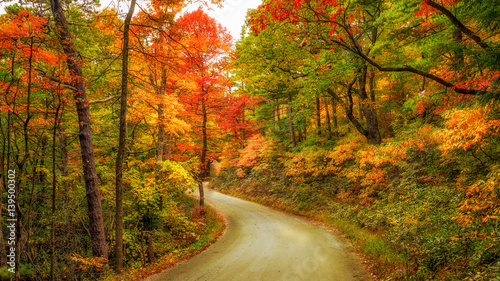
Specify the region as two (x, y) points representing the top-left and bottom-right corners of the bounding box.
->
(49, 0), (107, 264)
(315, 96), (322, 137)
(328, 68), (381, 145)
(145, 233), (155, 264)
(199, 100), (208, 207)
(287, 93), (296, 147)
(331, 98), (339, 139)
(115, 0), (136, 273)
(50, 101), (61, 281)
(357, 66), (381, 145)
(453, 28), (465, 70)
(325, 99), (332, 139)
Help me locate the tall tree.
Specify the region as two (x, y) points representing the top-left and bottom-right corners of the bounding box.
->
(49, 0), (107, 265)
(176, 8), (233, 206)
(115, 0), (136, 272)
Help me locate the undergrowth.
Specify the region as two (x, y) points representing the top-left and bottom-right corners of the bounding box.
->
(212, 125), (500, 281)
(101, 194), (225, 281)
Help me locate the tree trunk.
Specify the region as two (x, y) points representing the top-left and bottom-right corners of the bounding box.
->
(165, 133), (173, 160)
(369, 72), (376, 102)
(115, 0), (136, 272)
(58, 117), (69, 205)
(50, 101), (61, 281)
(358, 66), (381, 145)
(145, 233), (155, 264)
(315, 96), (322, 137)
(49, 0), (107, 264)
(331, 98), (339, 139)
(276, 102), (281, 121)
(328, 68), (381, 145)
(150, 66), (167, 210)
(453, 28), (464, 70)
(325, 99), (332, 139)
(287, 93), (296, 147)
(199, 100), (208, 207)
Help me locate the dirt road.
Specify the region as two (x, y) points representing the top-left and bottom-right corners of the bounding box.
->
(146, 188), (370, 281)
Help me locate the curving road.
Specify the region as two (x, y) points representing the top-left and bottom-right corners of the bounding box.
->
(146, 188), (370, 281)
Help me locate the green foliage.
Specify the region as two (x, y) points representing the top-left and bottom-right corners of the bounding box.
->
(214, 99), (500, 279)
(0, 265), (34, 280)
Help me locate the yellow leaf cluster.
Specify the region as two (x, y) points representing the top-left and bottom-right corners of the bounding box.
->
(440, 105), (500, 153)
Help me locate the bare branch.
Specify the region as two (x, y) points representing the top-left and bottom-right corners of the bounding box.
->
(89, 95), (120, 105)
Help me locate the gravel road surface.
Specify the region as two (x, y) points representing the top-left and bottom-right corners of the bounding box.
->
(146, 188), (370, 281)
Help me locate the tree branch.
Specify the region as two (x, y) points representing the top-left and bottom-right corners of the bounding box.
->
(33, 68), (78, 91)
(425, 0), (489, 49)
(354, 51), (482, 95)
(89, 95), (119, 105)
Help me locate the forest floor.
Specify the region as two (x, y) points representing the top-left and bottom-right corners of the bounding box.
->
(146, 187), (370, 281)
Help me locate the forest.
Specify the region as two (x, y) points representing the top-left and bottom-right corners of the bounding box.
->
(0, 0), (499, 280)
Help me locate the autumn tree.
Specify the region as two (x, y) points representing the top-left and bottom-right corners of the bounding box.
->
(48, 0), (108, 268)
(176, 9), (233, 206)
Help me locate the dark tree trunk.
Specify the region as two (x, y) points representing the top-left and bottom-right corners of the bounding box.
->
(358, 67), (381, 145)
(453, 28), (464, 70)
(49, 0), (107, 265)
(58, 117), (70, 205)
(328, 67), (381, 145)
(145, 233), (155, 264)
(315, 96), (322, 137)
(287, 93), (296, 147)
(369, 72), (376, 102)
(50, 101), (61, 281)
(331, 98), (339, 139)
(199, 100), (208, 207)
(276, 102), (281, 121)
(325, 99), (332, 139)
(115, 0), (136, 272)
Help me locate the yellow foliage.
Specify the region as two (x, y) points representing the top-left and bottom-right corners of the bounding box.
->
(70, 254), (107, 270)
(455, 165), (500, 226)
(439, 105), (500, 153)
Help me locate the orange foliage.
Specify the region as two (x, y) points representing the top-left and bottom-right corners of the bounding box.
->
(439, 105), (500, 153)
(455, 166), (500, 226)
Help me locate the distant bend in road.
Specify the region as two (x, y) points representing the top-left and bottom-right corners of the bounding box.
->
(146, 188), (370, 281)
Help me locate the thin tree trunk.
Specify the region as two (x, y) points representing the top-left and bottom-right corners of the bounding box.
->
(315, 96), (321, 137)
(50, 101), (61, 281)
(325, 99), (332, 139)
(331, 98), (339, 139)
(199, 100), (208, 207)
(58, 116), (69, 205)
(150, 67), (167, 210)
(49, 0), (107, 265)
(287, 93), (296, 147)
(276, 102), (281, 122)
(115, 0), (136, 272)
